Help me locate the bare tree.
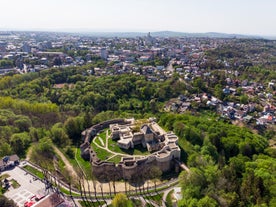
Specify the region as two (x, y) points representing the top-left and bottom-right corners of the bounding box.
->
(97, 171), (112, 196)
(130, 173), (139, 194)
(110, 169), (121, 195)
(124, 178), (128, 196)
(78, 178), (83, 198)
(149, 166), (162, 192)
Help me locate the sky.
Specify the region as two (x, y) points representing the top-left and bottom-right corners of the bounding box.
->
(0, 0), (276, 36)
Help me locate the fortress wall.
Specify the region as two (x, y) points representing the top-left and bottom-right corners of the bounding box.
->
(80, 119), (126, 160)
(155, 152), (171, 163)
(80, 118), (181, 180)
(146, 155), (156, 163)
(156, 159), (172, 172)
(92, 161), (120, 178)
(121, 163), (138, 179)
(80, 142), (91, 161)
(170, 148), (181, 159)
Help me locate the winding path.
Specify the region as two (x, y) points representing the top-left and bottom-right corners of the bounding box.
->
(92, 132), (146, 158)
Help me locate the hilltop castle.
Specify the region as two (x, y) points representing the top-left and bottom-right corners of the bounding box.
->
(80, 118), (181, 180)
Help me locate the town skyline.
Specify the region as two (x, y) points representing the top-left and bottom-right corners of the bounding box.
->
(1, 0), (276, 36)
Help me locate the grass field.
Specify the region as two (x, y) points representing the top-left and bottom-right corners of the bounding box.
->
(166, 190), (174, 207)
(23, 165), (44, 179)
(79, 200), (105, 207)
(108, 137), (150, 156)
(98, 130), (107, 139)
(75, 148), (92, 179)
(144, 192), (164, 206)
(11, 179), (20, 189)
(106, 155), (122, 164)
(91, 141), (114, 160)
(94, 136), (105, 147)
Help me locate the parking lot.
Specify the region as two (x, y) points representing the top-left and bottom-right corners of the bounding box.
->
(3, 166), (46, 207)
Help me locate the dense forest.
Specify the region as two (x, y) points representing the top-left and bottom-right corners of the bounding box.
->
(0, 64), (275, 206)
(160, 113), (275, 207)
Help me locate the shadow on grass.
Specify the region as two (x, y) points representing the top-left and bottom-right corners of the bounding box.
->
(121, 144), (149, 155)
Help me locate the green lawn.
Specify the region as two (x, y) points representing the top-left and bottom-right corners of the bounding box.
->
(62, 147), (79, 170)
(106, 155), (122, 164)
(144, 193), (164, 206)
(79, 200), (105, 207)
(23, 165), (44, 179)
(131, 199), (142, 207)
(91, 141), (114, 160)
(94, 136), (105, 147)
(59, 186), (80, 196)
(54, 153), (67, 175)
(11, 179), (20, 189)
(75, 148), (92, 179)
(95, 130), (108, 147)
(98, 130), (107, 139)
(166, 190), (174, 207)
(0, 174), (10, 180)
(108, 138), (150, 156)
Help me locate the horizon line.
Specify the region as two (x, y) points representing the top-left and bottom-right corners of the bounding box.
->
(0, 28), (276, 38)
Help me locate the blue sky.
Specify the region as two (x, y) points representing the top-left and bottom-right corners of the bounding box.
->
(1, 0), (276, 35)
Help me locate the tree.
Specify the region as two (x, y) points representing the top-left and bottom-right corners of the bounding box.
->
(64, 146), (74, 159)
(33, 137), (54, 159)
(149, 166), (162, 191)
(64, 116), (84, 143)
(29, 127), (48, 142)
(53, 56), (62, 66)
(179, 168), (206, 199)
(197, 196), (218, 207)
(0, 59), (14, 68)
(193, 77), (206, 93)
(112, 193), (132, 207)
(50, 123), (71, 147)
(214, 84), (224, 100)
(0, 142), (12, 157)
(108, 168), (121, 194)
(149, 98), (158, 113)
(240, 95), (249, 104)
(10, 132), (31, 156)
(14, 116), (32, 132)
(0, 196), (17, 207)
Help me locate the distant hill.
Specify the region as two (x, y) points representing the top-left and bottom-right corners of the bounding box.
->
(82, 30), (266, 39)
(0, 28), (275, 39)
(150, 31), (264, 39)
(81, 32), (145, 38)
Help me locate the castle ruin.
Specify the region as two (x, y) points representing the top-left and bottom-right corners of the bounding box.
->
(80, 118), (181, 180)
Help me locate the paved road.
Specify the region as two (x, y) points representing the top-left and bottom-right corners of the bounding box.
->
(162, 188), (171, 206)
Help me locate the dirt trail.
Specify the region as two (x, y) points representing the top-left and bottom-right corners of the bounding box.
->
(25, 145), (33, 161)
(53, 146), (78, 179)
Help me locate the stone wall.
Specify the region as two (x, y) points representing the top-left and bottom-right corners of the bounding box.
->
(80, 119), (126, 161)
(80, 118), (181, 180)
